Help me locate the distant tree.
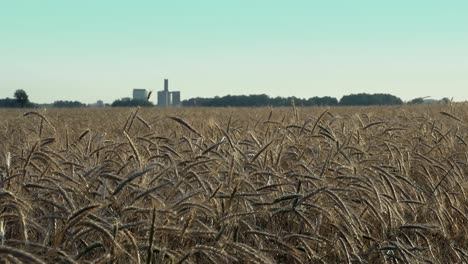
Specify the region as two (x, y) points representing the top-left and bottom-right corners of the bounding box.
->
(339, 93), (403, 106)
(111, 98), (154, 107)
(306, 96), (339, 106)
(270, 96), (288, 106)
(53, 100), (86, 108)
(408, 98), (425, 104)
(0, 98), (19, 107)
(440, 97), (451, 104)
(14, 89), (30, 107)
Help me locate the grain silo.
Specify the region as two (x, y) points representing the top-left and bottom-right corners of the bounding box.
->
(157, 90), (169, 106)
(157, 79), (181, 107)
(171, 91), (181, 106)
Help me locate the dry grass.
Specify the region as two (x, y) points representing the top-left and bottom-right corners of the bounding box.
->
(0, 105), (467, 263)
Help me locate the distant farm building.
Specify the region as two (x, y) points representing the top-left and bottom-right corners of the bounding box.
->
(133, 88), (149, 101)
(157, 79), (181, 107)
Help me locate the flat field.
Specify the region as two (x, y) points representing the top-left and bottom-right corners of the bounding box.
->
(0, 105), (467, 263)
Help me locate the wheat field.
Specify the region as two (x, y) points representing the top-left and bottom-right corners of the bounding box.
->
(0, 105), (467, 263)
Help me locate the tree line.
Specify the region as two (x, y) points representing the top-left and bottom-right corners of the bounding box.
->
(0, 90), (100, 108)
(182, 94), (338, 107)
(182, 93), (404, 107)
(0, 89), (450, 108)
(0, 90), (34, 108)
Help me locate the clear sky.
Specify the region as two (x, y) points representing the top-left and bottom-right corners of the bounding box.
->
(1, 0), (467, 103)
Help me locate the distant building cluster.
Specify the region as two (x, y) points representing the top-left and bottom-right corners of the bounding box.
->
(131, 79), (181, 107)
(157, 79), (181, 107)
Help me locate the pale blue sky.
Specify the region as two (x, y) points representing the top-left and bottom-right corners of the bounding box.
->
(1, 1), (467, 103)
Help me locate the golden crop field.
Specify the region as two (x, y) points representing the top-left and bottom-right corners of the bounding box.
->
(0, 105), (467, 263)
